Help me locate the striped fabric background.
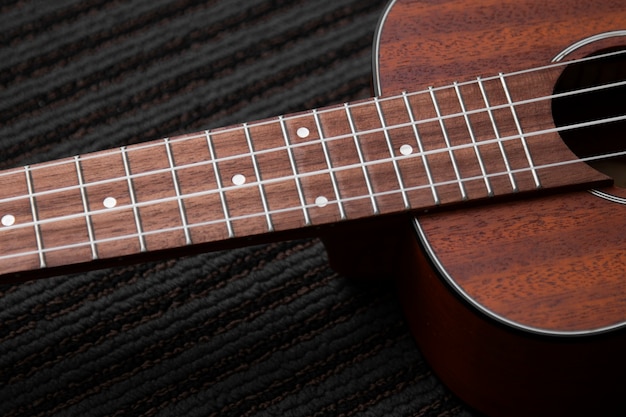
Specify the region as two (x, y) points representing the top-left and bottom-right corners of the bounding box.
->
(0, 1), (475, 416)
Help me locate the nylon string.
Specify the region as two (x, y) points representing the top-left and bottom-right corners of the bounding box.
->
(0, 49), (625, 261)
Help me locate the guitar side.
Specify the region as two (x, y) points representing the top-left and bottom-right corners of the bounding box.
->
(374, 0), (626, 415)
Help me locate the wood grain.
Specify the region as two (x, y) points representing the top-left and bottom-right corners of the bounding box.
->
(378, 0), (626, 334)
(376, 0), (626, 415)
(0, 63), (611, 280)
(1, 0), (625, 414)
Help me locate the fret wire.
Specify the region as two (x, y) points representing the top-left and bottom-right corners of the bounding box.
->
(24, 165), (46, 268)
(103, 51), (626, 150)
(278, 116), (311, 225)
(453, 82), (494, 196)
(4, 75), (625, 194)
(1, 74), (623, 241)
(2, 107), (623, 222)
(402, 91), (440, 205)
(429, 87), (468, 200)
(499, 73), (542, 189)
(343, 103), (379, 214)
(312, 109), (346, 220)
(5, 139), (617, 239)
(0, 106), (557, 207)
(243, 123), (274, 232)
(74, 156), (98, 260)
(3, 47), (625, 267)
(205, 130), (235, 238)
(374, 97), (410, 209)
(2, 144), (622, 264)
(6, 51), (626, 183)
(0, 198), (341, 262)
(116, 48), (623, 153)
(164, 138), (192, 245)
(121, 146), (147, 252)
(477, 77), (518, 192)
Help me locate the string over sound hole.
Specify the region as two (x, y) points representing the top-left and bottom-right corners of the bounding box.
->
(552, 48), (626, 187)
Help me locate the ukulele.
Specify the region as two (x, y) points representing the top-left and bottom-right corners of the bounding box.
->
(1, 0), (626, 416)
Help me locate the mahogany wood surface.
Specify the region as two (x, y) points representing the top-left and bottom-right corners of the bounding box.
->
(376, 0), (626, 415)
(0, 45), (611, 280)
(2, 0), (626, 415)
(377, 0), (626, 334)
(395, 227), (626, 417)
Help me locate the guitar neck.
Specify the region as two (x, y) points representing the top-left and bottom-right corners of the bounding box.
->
(0, 62), (610, 280)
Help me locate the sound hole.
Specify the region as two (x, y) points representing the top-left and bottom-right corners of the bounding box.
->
(552, 48), (626, 187)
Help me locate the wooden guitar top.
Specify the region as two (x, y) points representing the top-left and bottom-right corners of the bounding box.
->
(375, 1), (626, 415)
(376, 0), (626, 334)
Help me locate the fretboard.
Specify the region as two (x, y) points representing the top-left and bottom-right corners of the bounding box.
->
(0, 61), (612, 279)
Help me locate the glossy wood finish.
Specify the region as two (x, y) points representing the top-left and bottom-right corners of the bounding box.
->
(0, 48), (612, 280)
(375, 0), (626, 415)
(2, 0), (626, 414)
(395, 225), (626, 417)
(377, 0), (626, 333)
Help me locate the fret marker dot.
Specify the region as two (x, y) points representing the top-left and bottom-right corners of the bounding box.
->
(103, 197), (117, 208)
(297, 127), (310, 138)
(1, 214), (15, 227)
(315, 196), (328, 208)
(232, 174), (246, 186)
(400, 144), (413, 156)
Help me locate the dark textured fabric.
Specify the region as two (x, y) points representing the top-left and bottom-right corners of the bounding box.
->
(0, 1), (474, 416)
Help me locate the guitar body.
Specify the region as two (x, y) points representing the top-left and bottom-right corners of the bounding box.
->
(3, 0), (626, 415)
(373, 0), (626, 415)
